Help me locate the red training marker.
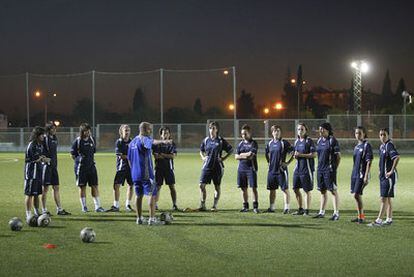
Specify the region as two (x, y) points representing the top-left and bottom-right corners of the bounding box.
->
(43, 243), (57, 249)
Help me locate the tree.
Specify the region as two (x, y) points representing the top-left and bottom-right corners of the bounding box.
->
(132, 88), (147, 114)
(380, 69), (395, 112)
(193, 98), (202, 115)
(237, 90), (256, 118)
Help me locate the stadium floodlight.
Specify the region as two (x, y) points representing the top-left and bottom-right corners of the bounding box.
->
(351, 60), (369, 114)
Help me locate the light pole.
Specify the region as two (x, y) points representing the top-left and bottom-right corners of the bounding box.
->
(351, 60), (369, 114)
(402, 90), (413, 138)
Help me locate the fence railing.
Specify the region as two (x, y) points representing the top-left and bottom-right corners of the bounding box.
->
(1, 114), (414, 153)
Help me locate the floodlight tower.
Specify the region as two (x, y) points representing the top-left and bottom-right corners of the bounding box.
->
(351, 60), (369, 114)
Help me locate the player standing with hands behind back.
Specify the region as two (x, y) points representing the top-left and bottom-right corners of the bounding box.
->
(199, 121), (233, 212)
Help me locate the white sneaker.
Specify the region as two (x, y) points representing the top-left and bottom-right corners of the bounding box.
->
(148, 218), (161, 226)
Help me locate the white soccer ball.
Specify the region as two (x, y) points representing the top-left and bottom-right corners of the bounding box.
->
(37, 214), (51, 227)
(80, 227), (96, 243)
(9, 217), (23, 231)
(160, 212), (174, 225)
(26, 215), (38, 227)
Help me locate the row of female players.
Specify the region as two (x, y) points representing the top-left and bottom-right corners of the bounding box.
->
(24, 120), (399, 226)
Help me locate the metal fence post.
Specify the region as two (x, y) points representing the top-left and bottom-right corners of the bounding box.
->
(96, 124), (100, 147)
(20, 128), (24, 151)
(177, 124), (182, 146)
(357, 114), (362, 126)
(264, 120), (269, 148)
(389, 115), (393, 139)
(70, 127), (75, 142)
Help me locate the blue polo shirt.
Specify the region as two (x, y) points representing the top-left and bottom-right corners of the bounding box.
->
(352, 140), (373, 179)
(265, 139), (293, 175)
(293, 137), (315, 175)
(200, 136), (233, 170)
(379, 140), (399, 180)
(237, 139), (258, 171)
(316, 136), (340, 172)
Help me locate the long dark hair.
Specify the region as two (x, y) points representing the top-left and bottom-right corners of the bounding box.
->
(79, 123), (91, 139)
(356, 126), (367, 139)
(320, 122), (333, 136)
(45, 121), (56, 135)
(29, 126), (45, 143)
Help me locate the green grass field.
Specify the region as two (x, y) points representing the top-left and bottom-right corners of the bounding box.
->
(0, 152), (413, 276)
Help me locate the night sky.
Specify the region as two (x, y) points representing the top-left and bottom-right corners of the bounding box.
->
(1, 0), (414, 117)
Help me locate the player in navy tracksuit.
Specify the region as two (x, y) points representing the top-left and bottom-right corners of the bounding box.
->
(265, 125), (294, 214)
(41, 121), (71, 216)
(235, 125), (259, 213)
(350, 126), (373, 224)
(199, 121), (233, 211)
(71, 123), (104, 213)
(314, 122), (341, 221)
(24, 126), (49, 222)
(106, 124), (134, 212)
(153, 127), (178, 211)
(369, 128), (400, 227)
(292, 123), (316, 216)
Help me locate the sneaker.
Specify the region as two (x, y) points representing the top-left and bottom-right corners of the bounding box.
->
(382, 220), (393, 226)
(329, 214), (340, 221)
(210, 206), (218, 212)
(82, 207), (89, 213)
(266, 208), (275, 213)
(126, 205), (135, 212)
(136, 217), (147, 225)
(303, 209), (310, 216)
(253, 208), (260, 214)
(292, 208), (305, 216)
(313, 213), (325, 219)
(367, 221), (383, 227)
(357, 218), (365, 224)
(351, 218), (360, 223)
(148, 218), (161, 226)
(172, 205), (179, 211)
(283, 209), (290, 214)
(42, 211), (52, 216)
(95, 207), (105, 213)
(106, 206), (120, 212)
(240, 208), (249, 213)
(57, 209), (71, 216)
(198, 203), (207, 211)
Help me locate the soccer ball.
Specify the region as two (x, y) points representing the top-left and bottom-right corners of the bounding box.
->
(37, 214), (51, 227)
(80, 227), (96, 243)
(9, 217), (23, 231)
(26, 215), (38, 227)
(160, 212), (174, 225)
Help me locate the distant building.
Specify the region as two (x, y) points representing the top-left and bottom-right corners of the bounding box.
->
(0, 112), (8, 129)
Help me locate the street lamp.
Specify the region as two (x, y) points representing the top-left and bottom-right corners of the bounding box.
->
(274, 102), (283, 110)
(34, 91), (57, 124)
(351, 60), (369, 114)
(228, 103), (235, 111)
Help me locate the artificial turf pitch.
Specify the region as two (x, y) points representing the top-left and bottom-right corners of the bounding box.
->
(0, 152), (413, 276)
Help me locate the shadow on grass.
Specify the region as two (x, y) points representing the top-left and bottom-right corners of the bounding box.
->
(0, 234), (14, 238)
(92, 241), (113, 245)
(172, 221), (323, 229)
